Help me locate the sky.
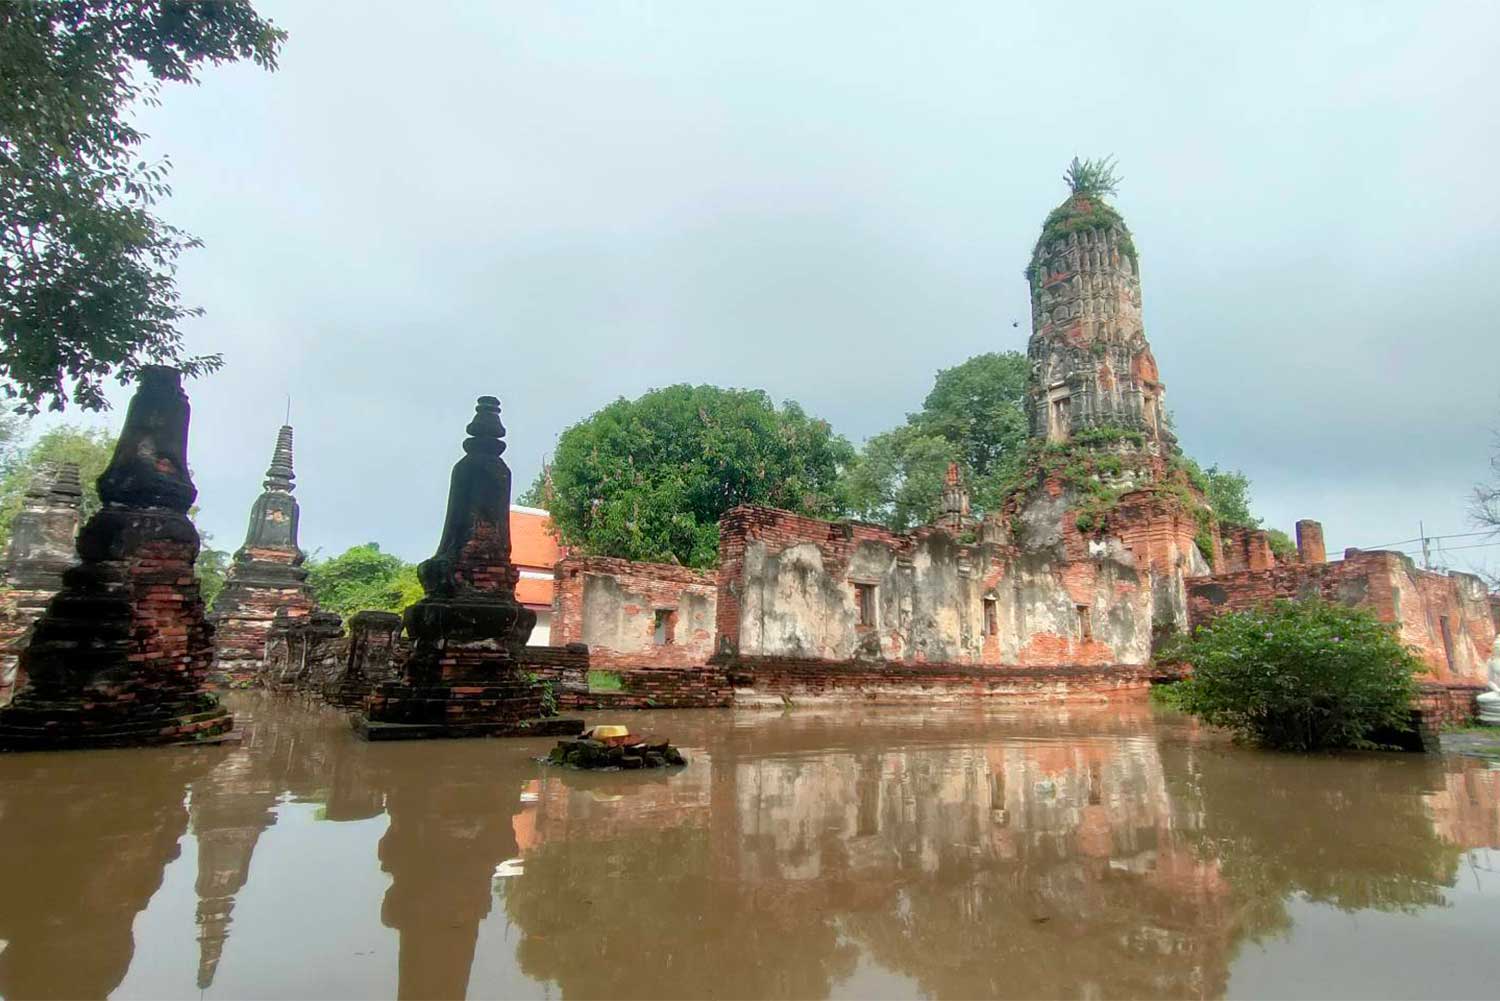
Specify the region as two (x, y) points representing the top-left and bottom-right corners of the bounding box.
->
(32, 0), (1500, 573)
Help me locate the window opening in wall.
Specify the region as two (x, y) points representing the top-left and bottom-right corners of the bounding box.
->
(983, 598), (998, 637)
(855, 583), (877, 627)
(1439, 616), (1455, 670)
(1077, 604), (1092, 642)
(654, 608), (676, 646)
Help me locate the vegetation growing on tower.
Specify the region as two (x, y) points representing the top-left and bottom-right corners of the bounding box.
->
(1025, 155), (1137, 284)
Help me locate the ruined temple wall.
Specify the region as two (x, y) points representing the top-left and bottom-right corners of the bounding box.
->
(1186, 550), (1498, 680)
(716, 505), (1154, 668)
(551, 555), (716, 669)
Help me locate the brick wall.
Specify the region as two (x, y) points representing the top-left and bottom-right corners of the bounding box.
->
(551, 555), (717, 669)
(521, 644), (730, 710)
(716, 504), (1154, 668)
(723, 654), (1156, 706)
(1218, 526), (1275, 574)
(1187, 549), (1498, 680)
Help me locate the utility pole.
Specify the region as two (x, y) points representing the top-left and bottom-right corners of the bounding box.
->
(1420, 520), (1431, 570)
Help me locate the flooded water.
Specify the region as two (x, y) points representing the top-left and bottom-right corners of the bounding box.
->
(0, 696), (1497, 1000)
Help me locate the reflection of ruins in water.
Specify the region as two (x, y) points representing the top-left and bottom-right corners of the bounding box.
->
(0, 697), (1498, 998)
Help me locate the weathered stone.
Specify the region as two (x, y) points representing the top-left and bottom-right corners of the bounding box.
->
(209, 425), (316, 687)
(1024, 194), (1173, 452)
(356, 397), (582, 741)
(0, 366), (234, 751)
(0, 463), (81, 704)
(323, 610), (405, 707)
(262, 609), (344, 692)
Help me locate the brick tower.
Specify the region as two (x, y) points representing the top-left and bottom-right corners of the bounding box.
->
(355, 396), (582, 740)
(1024, 158), (1173, 456)
(0, 366), (234, 750)
(209, 424), (316, 686)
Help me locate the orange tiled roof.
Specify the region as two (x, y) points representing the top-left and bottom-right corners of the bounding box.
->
(511, 507), (564, 572)
(516, 576), (553, 608)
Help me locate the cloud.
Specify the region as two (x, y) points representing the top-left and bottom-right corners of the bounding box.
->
(44, 0), (1497, 568)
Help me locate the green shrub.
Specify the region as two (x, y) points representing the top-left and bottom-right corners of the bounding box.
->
(1168, 600), (1421, 751)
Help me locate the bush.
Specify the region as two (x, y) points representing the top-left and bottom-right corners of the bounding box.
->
(1168, 600), (1422, 751)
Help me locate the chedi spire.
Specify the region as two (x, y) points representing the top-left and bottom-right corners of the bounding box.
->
(1024, 157), (1173, 454)
(208, 423), (318, 687)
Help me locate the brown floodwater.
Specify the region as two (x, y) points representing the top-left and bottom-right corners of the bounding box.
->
(0, 694), (1496, 1000)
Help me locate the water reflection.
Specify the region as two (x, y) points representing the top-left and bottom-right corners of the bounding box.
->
(0, 697), (1495, 999)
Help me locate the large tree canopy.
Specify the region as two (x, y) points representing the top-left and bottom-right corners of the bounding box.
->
(843, 352), (1029, 531)
(542, 385), (852, 568)
(0, 0), (285, 412)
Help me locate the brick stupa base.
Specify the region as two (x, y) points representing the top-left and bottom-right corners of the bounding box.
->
(355, 604), (583, 741)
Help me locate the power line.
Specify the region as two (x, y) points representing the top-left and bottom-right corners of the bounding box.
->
(1362, 529), (1497, 550)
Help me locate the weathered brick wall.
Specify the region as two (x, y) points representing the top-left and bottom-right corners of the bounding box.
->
(521, 644), (731, 709)
(551, 555), (716, 669)
(716, 504), (1154, 668)
(1416, 681), (1485, 729)
(1218, 526), (1275, 574)
(1187, 550), (1498, 680)
(724, 654), (1156, 706)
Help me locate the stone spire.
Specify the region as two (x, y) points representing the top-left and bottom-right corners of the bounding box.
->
(356, 396), (581, 741)
(1024, 161), (1174, 454)
(0, 463), (83, 704)
(242, 425), (301, 552)
(0, 366), (234, 749)
(208, 423), (317, 687)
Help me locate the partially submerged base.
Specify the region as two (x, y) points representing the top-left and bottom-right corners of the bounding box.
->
(0, 694), (236, 752)
(353, 714), (583, 742)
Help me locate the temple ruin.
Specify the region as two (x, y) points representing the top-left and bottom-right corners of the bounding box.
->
(209, 425), (317, 687)
(530, 168), (1499, 717)
(0, 367), (235, 750)
(0, 463), (82, 705)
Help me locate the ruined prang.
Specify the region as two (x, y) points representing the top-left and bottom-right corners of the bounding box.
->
(209, 425), (316, 687)
(0, 366), (234, 750)
(355, 396), (582, 740)
(0, 463), (82, 704)
(1024, 162), (1174, 455)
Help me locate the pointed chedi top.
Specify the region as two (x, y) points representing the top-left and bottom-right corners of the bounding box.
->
(263, 425), (295, 493)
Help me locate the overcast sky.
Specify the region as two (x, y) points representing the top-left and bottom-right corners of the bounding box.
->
(37, 0), (1500, 573)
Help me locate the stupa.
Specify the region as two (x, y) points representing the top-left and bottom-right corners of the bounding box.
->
(209, 425), (316, 686)
(0, 366), (234, 750)
(354, 396), (582, 740)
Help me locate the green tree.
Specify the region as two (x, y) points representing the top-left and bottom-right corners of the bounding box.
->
(304, 543), (423, 620)
(0, 424), (116, 551)
(844, 352), (1029, 530)
(1, 0), (286, 412)
(1202, 465), (1255, 527)
(1167, 600), (1422, 752)
(195, 541), (227, 607)
(547, 385), (853, 568)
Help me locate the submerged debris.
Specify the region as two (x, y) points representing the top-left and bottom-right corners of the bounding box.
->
(544, 726), (686, 770)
